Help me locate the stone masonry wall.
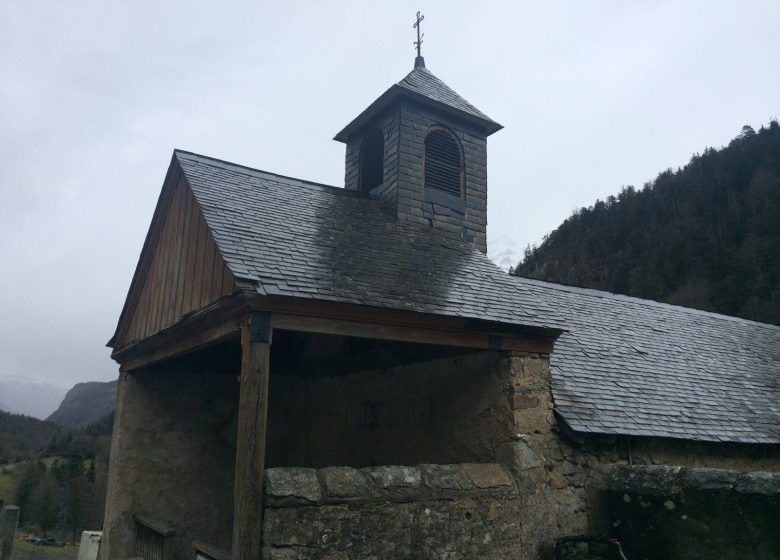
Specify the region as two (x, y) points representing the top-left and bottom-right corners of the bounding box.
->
(262, 463), (588, 560)
(261, 351), (592, 559)
(591, 465), (780, 559)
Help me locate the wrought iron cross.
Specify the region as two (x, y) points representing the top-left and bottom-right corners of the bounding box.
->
(413, 11), (425, 57)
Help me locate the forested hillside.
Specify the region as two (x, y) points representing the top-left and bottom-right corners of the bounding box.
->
(514, 121), (780, 325)
(0, 411), (63, 464)
(0, 411), (113, 539)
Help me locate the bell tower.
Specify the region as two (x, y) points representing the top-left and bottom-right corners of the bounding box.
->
(334, 24), (502, 254)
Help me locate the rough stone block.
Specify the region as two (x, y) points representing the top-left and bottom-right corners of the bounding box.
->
(265, 467), (321, 506)
(513, 409), (554, 435)
(548, 472), (567, 489)
(496, 440), (542, 471)
(420, 464), (473, 493)
(608, 465), (682, 495)
(680, 468), (739, 492)
(462, 463), (514, 489)
(511, 390), (541, 410)
(320, 467), (371, 501)
(558, 460), (578, 476)
(364, 466), (421, 489)
(735, 471), (780, 496)
(262, 507), (321, 547)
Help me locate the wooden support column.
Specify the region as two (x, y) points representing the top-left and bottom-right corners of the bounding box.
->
(232, 312), (272, 560)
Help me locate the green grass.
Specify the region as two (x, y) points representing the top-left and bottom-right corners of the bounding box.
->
(13, 540), (81, 560)
(0, 471), (16, 502)
(39, 457), (63, 469)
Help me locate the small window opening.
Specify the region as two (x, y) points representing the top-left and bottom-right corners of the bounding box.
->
(134, 515), (174, 560)
(424, 129), (462, 197)
(359, 129), (384, 191)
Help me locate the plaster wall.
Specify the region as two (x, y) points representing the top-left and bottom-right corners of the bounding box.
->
(99, 370), (238, 560)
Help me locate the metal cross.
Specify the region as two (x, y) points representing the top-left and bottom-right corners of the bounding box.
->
(413, 11), (425, 57)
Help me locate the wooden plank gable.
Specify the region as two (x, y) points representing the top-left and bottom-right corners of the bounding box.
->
(114, 175), (236, 349)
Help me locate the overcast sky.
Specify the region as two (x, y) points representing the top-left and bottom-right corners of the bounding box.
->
(1, 0), (778, 388)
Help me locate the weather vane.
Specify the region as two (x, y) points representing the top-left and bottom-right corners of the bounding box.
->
(413, 11), (425, 58)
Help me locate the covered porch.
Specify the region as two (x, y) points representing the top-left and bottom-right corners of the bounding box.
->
(101, 292), (559, 560)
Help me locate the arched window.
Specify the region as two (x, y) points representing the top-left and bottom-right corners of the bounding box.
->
(359, 129), (384, 191)
(424, 129), (463, 197)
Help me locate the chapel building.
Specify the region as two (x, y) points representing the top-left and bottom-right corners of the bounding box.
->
(100, 53), (780, 560)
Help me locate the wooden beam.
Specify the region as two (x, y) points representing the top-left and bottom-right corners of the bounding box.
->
(271, 313), (554, 353)
(244, 294), (560, 353)
(113, 290), (559, 372)
(113, 295), (248, 371)
(232, 312), (272, 560)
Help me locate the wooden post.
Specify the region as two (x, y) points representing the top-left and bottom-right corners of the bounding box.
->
(232, 312), (272, 560)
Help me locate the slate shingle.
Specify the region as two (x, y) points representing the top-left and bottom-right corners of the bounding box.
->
(175, 150), (780, 446)
(396, 66), (498, 126)
(334, 64), (502, 141)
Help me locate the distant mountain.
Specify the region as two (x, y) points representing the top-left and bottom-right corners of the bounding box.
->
(514, 121), (780, 325)
(0, 375), (68, 419)
(46, 380), (117, 429)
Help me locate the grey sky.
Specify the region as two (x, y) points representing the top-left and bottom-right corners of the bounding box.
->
(1, 0), (778, 387)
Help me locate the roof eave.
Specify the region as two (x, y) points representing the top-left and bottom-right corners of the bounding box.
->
(334, 85), (503, 143)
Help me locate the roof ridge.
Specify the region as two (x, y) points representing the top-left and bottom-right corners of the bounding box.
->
(174, 149), (368, 198)
(513, 274), (780, 331)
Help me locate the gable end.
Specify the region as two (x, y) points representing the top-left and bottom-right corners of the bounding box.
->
(112, 164), (236, 350)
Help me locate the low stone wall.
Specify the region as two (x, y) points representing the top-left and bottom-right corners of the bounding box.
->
(262, 463), (578, 560)
(591, 465), (780, 560)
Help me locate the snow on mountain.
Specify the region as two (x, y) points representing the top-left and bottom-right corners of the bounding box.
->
(0, 374), (68, 419)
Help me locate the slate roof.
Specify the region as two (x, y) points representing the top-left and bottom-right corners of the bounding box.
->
(175, 150), (780, 445)
(515, 277), (780, 444)
(334, 63), (502, 142)
(176, 150), (564, 331)
(397, 65), (496, 125)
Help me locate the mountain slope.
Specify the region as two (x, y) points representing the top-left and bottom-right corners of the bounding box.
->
(514, 121), (780, 325)
(46, 380), (117, 429)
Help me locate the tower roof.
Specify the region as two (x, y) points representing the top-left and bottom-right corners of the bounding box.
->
(334, 63), (503, 142)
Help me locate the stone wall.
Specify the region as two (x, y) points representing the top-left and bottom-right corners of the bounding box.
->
(99, 369), (238, 560)
(261, 351), (592, 559)
(262, 463), (586, 560)
(100, 342), (779, 560)
(591, 465), (780, 559)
